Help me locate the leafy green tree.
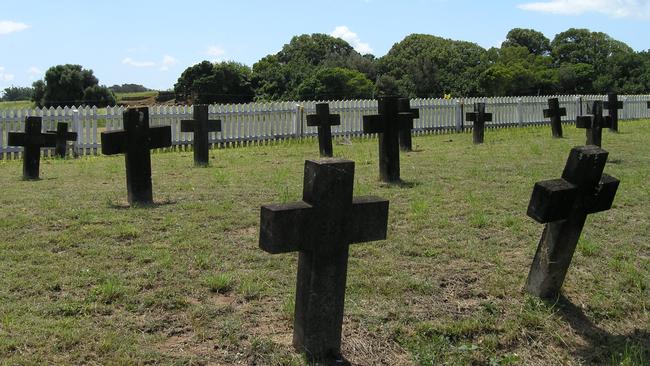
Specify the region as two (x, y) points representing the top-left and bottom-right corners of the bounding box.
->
(32, 80), (45, 107)
(31, 64), (100, 107)
(502, 28), (551, 56)
(296, 67), (374, 100)
(174, 61), (254, 104)
(82, 85), (116, 107)
(108, 84), (150, 93)
(557, 63), (596, 94)
(551, 28), (633, 68)
(1, 86), (33, 101)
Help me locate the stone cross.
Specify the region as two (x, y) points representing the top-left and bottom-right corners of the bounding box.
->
(47, 122), (78, 158)
(259, 159), (389, 363)
(604, 93), (623, 132)
(466, 102), (492, 144)
(543, 98), (566, 138)
(7, 116), (56, 180)
(181, 104), (221, 166)
(576, 101), (611, 147)
(525, 145), (619, 298)
(397, 98), (420, 152)
(306, 103), (340, 157)
(362, 96), (407, 182)
(101, 107), (172, 205)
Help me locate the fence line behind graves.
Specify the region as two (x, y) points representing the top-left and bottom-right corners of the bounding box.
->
(0, 94), (649, 159)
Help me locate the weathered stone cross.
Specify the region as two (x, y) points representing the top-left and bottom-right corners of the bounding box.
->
(306, 103), (340, 157)
(525, 145), (619, 298)
(7, 116), (56, 180)
(259, 159), (389, 363)
(604, 93), (623, 132)
(362, 96), (409, 182)
(543, 98), (566, 138)
(466, 102), (492, 144)
(181, 104), (221, 166)
(48, 122), (78, 158)
(577, 101), (611, 147)
(397, 98), (420, 152)
(101, 107), (172, 205)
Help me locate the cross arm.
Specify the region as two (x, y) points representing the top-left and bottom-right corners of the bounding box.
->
(465, 112), (477, 122)
(576, 115), (593, 129)
(484, 113), (493, 122)
(7, 132), (26, 147)
(543, 107), (566, 118)
(604, 101), (623, 109)
(527, 179), (578, 223)
(259, 202), (313, 254)
(148, 126), (172, 149)
(362, 114), (386, 134)
(347, 196), (389, 244)
(48, 130), (78, 140)
(207, 120), (222, 132)
(8, 132), (57, 147)
(585, 174), (620, 214)
(180, 120), (197, 133)
(101, 130), (127, 155)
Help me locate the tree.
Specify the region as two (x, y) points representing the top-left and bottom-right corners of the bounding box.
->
(551, 28), (633, 72)
(108, 84), (150, 93)
(31, 64), (104, 107)
(296, 67), (374, 100)
(1, 86), (33, 101)
(32, 80), (45, 107)
(82, 85), (116, 107)
(502, 28), (551, 56)
(174, 61), (254, 104)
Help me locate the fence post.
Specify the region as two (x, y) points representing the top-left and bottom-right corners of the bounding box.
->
(517, 97), (524, 127)
(455, 100), (463, 132)
(72, 108), (81, 157)
(293, 103), (304, 138)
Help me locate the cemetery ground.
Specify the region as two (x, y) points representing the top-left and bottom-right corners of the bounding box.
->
(0, 121), (648, 365)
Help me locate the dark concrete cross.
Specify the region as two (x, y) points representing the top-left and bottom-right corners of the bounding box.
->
(543, 98), (566, 138)
(306, 103), (340, 157)
(7, 116), (56, 180)
(47, 122), (78, 158)
(101, 107), (172, 205)
(397, 98), (420, 152)
(181, 105), (221, 166)
(466, 102), (492, 144)
(576, 101), (612, 147)
(259, 159), (389, 363)
(525, 145), (619, 298)
(362, 96), (406, 182)
(604, 93), (623, 132)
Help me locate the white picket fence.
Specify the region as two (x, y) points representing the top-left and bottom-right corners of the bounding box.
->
(1, 95), (649, 159)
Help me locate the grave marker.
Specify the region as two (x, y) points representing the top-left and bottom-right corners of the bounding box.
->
(181, 105), (221, 166)
(48, 122), (78, 158)
(101, 107), (172, 205)
(397, 98), (420, 151)
(362, 96), (404, 182)
(7, 116), (57, 179)
(259, 159), (389, 362)
(306, 103), (340, 157)
(525, 146), (619, 298)
(604, 93), (623, 132)
(577, 101), (611, 147)
(466, 102), (492, 144)
(543, 98), (566, 138)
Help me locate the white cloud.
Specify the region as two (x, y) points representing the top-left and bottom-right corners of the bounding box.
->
(0, 20), (29, 35)
(206, 46), (226, 61)
(159, 55), (178, 71)
(122, 57), (156, 68)
(0, 66), (15, 82)
(518, 0), (650, 19)
(330, 26), (373, 54)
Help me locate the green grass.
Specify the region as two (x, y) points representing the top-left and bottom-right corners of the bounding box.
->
(114, 91), (158, 102)
(0, 121), (648, 365)
(0, 100), (34, 110)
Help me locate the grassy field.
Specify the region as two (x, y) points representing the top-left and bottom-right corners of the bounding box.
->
(0, 100), (34, 110)
(0, 122), (648, 365)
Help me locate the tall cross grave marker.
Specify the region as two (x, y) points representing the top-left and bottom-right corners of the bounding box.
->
(306, 103), (340, 157)
(577, 101), (611, 147)
(525, 146), (619, 298)
(362, 96), (404, 182)
(101, 107), (172, 205)
(466, 102), (492, 144)
(7, 116), (56, 179)
(604, 93), (623, 132)
(181, 105), (221, 166)
(259, 159), (389, 363)
(543, 98), (566, 138)
(48, 122), (78, 158)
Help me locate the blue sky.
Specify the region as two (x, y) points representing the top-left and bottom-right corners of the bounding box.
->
(1, 0), (649, 91)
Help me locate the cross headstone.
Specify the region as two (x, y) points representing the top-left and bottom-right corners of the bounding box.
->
(397, 98), (420, 152)
(466, 102), (492, 144)
(181, 105), (221, 166)
(543, 98), (566, 138)
(306, 103), (340, 157)
(7, 116), (57, 180)
(47, 122), (78, 158)
(259, 159), (389, 363)
(604, 93), (623, 132)
(362, 96), (409, 182)
(525, 145), (619, 298)
(576, 101), (611, 147)
(101, 107), (172, 205)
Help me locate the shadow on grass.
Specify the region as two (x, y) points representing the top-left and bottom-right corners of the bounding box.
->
(555, 295), (649, 365)
(108, 199), (177, 210)
(380, 179), (420, 189)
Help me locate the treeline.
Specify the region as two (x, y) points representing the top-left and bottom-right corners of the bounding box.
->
(174, 27), (650, 104)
